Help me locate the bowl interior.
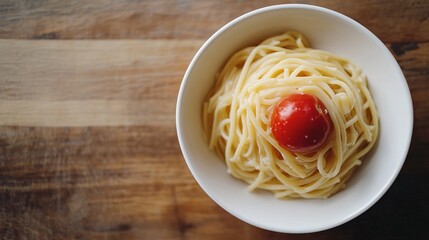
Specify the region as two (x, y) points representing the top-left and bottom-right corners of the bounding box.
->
(177, 4), (413, 233)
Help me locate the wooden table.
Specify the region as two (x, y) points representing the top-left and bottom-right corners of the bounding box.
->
(0, 0), (428, 239)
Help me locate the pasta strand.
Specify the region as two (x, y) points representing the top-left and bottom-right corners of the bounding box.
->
(203, 31), (379, 199)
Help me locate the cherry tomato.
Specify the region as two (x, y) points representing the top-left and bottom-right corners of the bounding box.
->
(270, 93), (332, 153)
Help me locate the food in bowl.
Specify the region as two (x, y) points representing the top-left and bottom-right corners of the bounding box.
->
(203, 31), (379, 199)
(177, 4), (412, 233)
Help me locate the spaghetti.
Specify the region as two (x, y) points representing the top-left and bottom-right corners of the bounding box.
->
(203, 31), (379, 199)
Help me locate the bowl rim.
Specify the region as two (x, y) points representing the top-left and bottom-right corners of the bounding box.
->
(176, 3), (414, 233)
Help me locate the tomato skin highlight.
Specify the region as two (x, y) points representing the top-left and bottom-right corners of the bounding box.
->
(270, 93), (333, 153)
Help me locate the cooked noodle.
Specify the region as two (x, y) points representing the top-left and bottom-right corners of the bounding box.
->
(203, 31), (378, 199)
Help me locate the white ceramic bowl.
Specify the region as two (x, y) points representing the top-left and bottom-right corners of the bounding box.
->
(176, 4), (413, 233)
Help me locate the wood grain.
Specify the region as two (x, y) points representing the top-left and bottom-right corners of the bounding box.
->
(0, 0), (428, 239)
(0, 0), (428, 43)
(0, 39), (201, 126)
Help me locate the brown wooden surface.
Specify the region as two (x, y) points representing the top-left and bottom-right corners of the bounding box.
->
(0, 0), (428, 239)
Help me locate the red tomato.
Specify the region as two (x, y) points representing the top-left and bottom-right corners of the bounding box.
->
(270, 93), (333, 153)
